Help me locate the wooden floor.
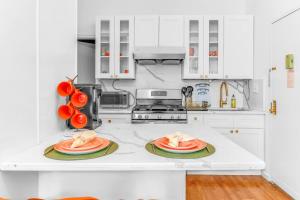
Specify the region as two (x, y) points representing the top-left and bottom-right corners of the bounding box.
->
(186, 175), (293, 200)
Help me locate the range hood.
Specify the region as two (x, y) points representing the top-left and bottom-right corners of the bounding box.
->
(133, 46), (185, 65)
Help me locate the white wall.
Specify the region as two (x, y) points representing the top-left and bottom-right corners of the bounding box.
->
(77, 0), (251, 108)
(39, 0), (77, 141)
(78, 0), (248, 36)
(247, 0), (300, 199)
(0, 0), (37, 197)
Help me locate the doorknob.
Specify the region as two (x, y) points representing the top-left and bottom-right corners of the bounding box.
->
(269, 100), (277, 115)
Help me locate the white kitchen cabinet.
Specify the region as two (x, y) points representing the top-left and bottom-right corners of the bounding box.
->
(202, 113), (265, 159)
(96, 16), (135, 79)
(204, 16), (224, 79)
(216, 128), (264, 159)
(224, 15), (253, 79)
(114, 16), (135, 79)
(159, 15), (184, 47)
(183, 16), (205, 79)
(96, 16), (115, 79)
(134, 16), (159, 47)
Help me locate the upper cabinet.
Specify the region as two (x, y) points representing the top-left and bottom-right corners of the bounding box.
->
(183, 16), (204, 79)
(134, 16), (159, 47)
(224, 15), (253, 79)
(159, 16), (184, 47)
(95, 16), (135, 79)
(134, 15), (184, 47)
(204, 16), (224, 79)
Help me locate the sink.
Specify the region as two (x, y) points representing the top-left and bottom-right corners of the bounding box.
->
(208, 107), (249, 111)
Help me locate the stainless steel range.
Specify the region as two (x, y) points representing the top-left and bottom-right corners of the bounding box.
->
(131, 89), (187, 123)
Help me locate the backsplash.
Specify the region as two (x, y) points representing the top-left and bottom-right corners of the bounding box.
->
(77, 43), (249, 109)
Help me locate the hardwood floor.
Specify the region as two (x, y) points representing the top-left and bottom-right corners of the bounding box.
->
(186, 175), (293, 200)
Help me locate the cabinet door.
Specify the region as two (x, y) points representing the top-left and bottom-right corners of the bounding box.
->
(183, 16), (204, 79)
(95, 17), (115, 79)
(159, 15), (184, 47)
(217, 128), (264, 159)
(134, 16), (159, 47)
(204, 16), (224, 79)
(224, 16), (253, 79)
(114, 16), (135, 79)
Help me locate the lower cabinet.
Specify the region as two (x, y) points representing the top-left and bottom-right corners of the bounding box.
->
(189, 113), (265, 159)
(215, 128), (264, 159)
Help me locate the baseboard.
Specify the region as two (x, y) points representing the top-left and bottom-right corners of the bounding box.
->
(187, 170), (261, 175)
(271, 176), (300, 200)
(262, 170), (272, 181)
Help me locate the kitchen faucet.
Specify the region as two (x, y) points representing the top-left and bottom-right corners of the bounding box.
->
(219, 81), (228, 108)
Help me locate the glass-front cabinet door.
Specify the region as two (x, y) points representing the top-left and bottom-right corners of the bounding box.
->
(96, 17), (115, 79)
(183, 16), (204, 79)
(114, 16), (135, 79)
(204, 16), (224, 79)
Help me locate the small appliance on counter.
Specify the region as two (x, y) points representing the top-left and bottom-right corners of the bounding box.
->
(67, 84), (102, 130)
(131, 89), (187, 123)
(100, 91), (130, 109)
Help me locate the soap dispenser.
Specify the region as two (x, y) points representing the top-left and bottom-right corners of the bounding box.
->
(231, 94), (236, 108)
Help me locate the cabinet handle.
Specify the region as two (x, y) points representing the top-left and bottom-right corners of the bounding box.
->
(230, 130), (234, 134)
(235, 129), (239, 134)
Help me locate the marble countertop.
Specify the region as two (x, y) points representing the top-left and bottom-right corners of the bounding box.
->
(0, 124), (265, 171)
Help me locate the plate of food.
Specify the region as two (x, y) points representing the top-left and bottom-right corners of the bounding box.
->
(54, 130), (110, 155)
(153, 132), (207, 154)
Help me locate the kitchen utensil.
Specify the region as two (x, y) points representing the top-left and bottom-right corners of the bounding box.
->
(186, 86), (194, 97)
(71, 89), (88, 108)
(54, 138), (110, 155)
(58, 102), (74, 120)
(60, 137), (103, 151)
(181, 87), (187, 97)
(57, 80), (75, 97)
(70, 110), (88, 129)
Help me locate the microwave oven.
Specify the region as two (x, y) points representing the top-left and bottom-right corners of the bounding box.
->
(100, 91), (130, 109)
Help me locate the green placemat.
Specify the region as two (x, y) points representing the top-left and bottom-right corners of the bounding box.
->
(145, 142), (215, 159)
(44, 141), (118, 161)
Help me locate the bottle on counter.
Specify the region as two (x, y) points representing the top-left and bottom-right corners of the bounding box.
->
(231, 94), (236, 108)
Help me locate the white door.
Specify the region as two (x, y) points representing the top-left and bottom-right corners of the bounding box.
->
(95, 16), (115, 79)
(114, 16), (135, 79)
(204, 16), (224, 79)
(183, 16), (204, 79)
(224, 15), (253, 79)
(159, 15), (184, 47)
(269, 10), (300, 197)
(134, 16), (159, 47)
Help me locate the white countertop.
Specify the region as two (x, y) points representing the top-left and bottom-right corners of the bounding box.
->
(0, 124), (265, 171)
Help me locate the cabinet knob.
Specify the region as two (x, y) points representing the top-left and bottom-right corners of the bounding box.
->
(194, 117), (198, 120)
(235, 129), (239, 134)
(225, 75), (229, 79)
(230, 130), (234, 134)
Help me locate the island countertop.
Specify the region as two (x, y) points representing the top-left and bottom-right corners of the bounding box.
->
(0, 123), (265, 171)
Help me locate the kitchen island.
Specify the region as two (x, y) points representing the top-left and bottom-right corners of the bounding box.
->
(0, 124), (265, 199)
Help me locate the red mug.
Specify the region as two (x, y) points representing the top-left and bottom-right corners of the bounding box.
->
(57, 80), (74, 97)
(71, 89), (88, 108)
(70, 110), (88, 129)
(58, 102), (74, 120)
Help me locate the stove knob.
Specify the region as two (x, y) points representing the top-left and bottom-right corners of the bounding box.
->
(171, 115), (174, 119)
(157, 115), (161, 119)
(145, 115), (149, 119)
(138, 115), (143, 119)
(177, 115), (181, 119)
